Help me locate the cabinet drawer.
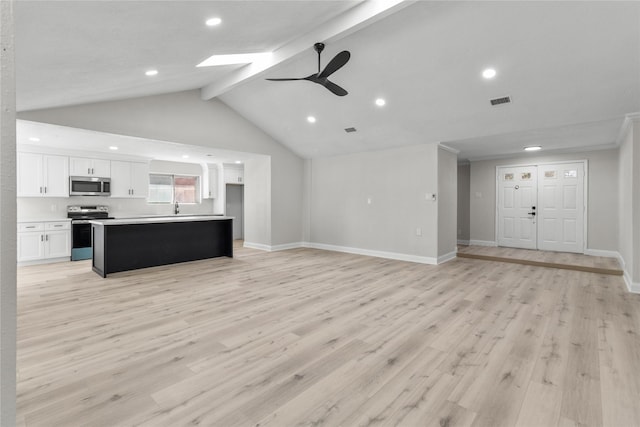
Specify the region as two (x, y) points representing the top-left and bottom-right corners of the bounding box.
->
(18, 223), (44, 232)
(45, 221), (70, 230)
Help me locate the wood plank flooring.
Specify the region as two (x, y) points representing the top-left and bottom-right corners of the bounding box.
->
(457, 245), (622, 275)
(16, 246), (640, 426)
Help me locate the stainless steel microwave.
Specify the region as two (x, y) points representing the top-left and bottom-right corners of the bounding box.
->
(69, 176), (111, 196)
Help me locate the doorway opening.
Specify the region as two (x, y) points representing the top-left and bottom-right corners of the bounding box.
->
(226, 184), (244, 240)
(496, 161), (586, 253)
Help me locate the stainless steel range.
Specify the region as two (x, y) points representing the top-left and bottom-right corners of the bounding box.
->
(67, 205), (112, 261)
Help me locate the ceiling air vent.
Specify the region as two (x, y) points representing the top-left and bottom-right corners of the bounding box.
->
(344, 127), (357, 133)
(490, 96), (511, 106)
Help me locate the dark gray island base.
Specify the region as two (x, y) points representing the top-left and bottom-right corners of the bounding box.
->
(91, 216), (233, 277)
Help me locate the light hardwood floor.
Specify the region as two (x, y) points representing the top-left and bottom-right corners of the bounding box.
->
(16, 246), (640, 426)
(457, 246), (623, 276)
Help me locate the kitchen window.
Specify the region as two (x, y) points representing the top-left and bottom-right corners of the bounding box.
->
(148, 174), (200, 204)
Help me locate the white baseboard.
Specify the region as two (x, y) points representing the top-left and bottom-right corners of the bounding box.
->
(437, 251), (457, 264)
(584, 249), (621, 259)
(242, 241), (272, 251)
(271, 242), (304, 251)
(304, 242), (438, 265)
(457, 239), (470, 246)
(18, 257), (71, 267)
(623, 270), (640, 294)
(469, 240), (497, 247)
(243, 241), (304, 252)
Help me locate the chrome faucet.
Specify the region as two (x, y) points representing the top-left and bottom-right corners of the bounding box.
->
(174, 201), (180, 215)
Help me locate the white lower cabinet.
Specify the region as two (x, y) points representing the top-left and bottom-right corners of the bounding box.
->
(17, 221), (71, 263)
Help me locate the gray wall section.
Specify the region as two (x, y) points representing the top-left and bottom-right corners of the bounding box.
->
(470, 149), (619, 251)
(619, 124), (634, 278)
(309, 143), (439, 259)
(244, 156), (271, 246)
(437, 148), (457, 257)
(457, 163), (471, 242)
(619, 118), (640, 283)
(18, 90), (304, 247)
(634, 121), (640, 283)
(0, 0), (17, 423)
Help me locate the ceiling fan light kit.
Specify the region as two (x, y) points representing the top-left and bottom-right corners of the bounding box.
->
(266, 42), (350, 96)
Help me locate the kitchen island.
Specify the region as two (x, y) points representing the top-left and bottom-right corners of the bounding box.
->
(90, 215), (233, 277)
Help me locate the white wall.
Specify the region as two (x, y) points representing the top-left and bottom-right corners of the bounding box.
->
(618, 116), (640, 288)
(308, 143), (440, 262)
(437, 147), (457, 258)
(244, 157), (271, 246)
(18, 90), (304, 248)
(457, 162), (471, 242)
(469, 149), (619, 251)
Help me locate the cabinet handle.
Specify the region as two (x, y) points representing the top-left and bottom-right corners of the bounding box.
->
(88, 168), (91, 174)
(131, 189), (134, 195)
(26, 226), (36, 229)
(45, 234), (49, 241)
(40, 186), (43, 194)
(54, 224), (62, 228)
(40, 235), (44, 241)
(92, 168), (94, 175)
(44, 186), (47, 193)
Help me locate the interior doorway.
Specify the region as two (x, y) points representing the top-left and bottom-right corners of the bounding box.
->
(225, 184), (244, 240)
(497, 161), (586, 253)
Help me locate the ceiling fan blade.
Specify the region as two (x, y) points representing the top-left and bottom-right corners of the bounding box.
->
(323, 80), (348, 96)
(318, 51), (350, 79)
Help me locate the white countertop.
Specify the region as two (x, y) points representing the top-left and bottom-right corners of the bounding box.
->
(18, 218), (72, 223)
(90, 215), (233, 225)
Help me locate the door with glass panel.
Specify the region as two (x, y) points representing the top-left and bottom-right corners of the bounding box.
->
(497, 162), (585, 253)
(497, 166), (538, 249)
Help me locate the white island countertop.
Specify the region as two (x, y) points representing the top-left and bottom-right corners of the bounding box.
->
(90, 215), (233, 226)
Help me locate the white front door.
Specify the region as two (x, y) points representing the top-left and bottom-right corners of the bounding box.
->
(497, 162), (585, 253)
(537, 163), (585, 253)
(497, 166), (538, 250)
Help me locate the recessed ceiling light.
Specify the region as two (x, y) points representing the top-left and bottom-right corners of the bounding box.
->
(109, 146), (118, 150)
(307, 116), (316, 123)
(28, 137), (40, 142)
(375, 98), (386, 107)
(235, 160), (242, 164)
(482, 68), (497, 79)
(182, 155), (189, 159)
(206, 17), (222, 26)
(196, 52), (272, 67)
(145, 69), (158, 76)
(205, 16), (222, 27)
(524, 146), (542, 152)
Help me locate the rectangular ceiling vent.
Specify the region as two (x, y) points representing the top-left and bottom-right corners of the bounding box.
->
(490, 96), (511, 106)
(344, 127), (357, 133)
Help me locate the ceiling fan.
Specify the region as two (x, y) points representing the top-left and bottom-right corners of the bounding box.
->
(266, 43), (350, 96)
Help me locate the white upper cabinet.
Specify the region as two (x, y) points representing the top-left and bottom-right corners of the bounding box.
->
(69, 157), (111, 177)
(204, 165), (219, 199)
(17, 153), (69, 197)
(224, 165), (244, 184)
(111, 160), (149, 198)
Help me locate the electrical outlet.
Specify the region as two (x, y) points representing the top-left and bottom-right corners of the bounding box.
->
(416, 227), (422, 236)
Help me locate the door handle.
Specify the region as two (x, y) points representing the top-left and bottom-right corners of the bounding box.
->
(528, 212), (536, 216)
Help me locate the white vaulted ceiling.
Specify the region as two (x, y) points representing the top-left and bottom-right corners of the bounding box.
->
(15, 1), (640, 161)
